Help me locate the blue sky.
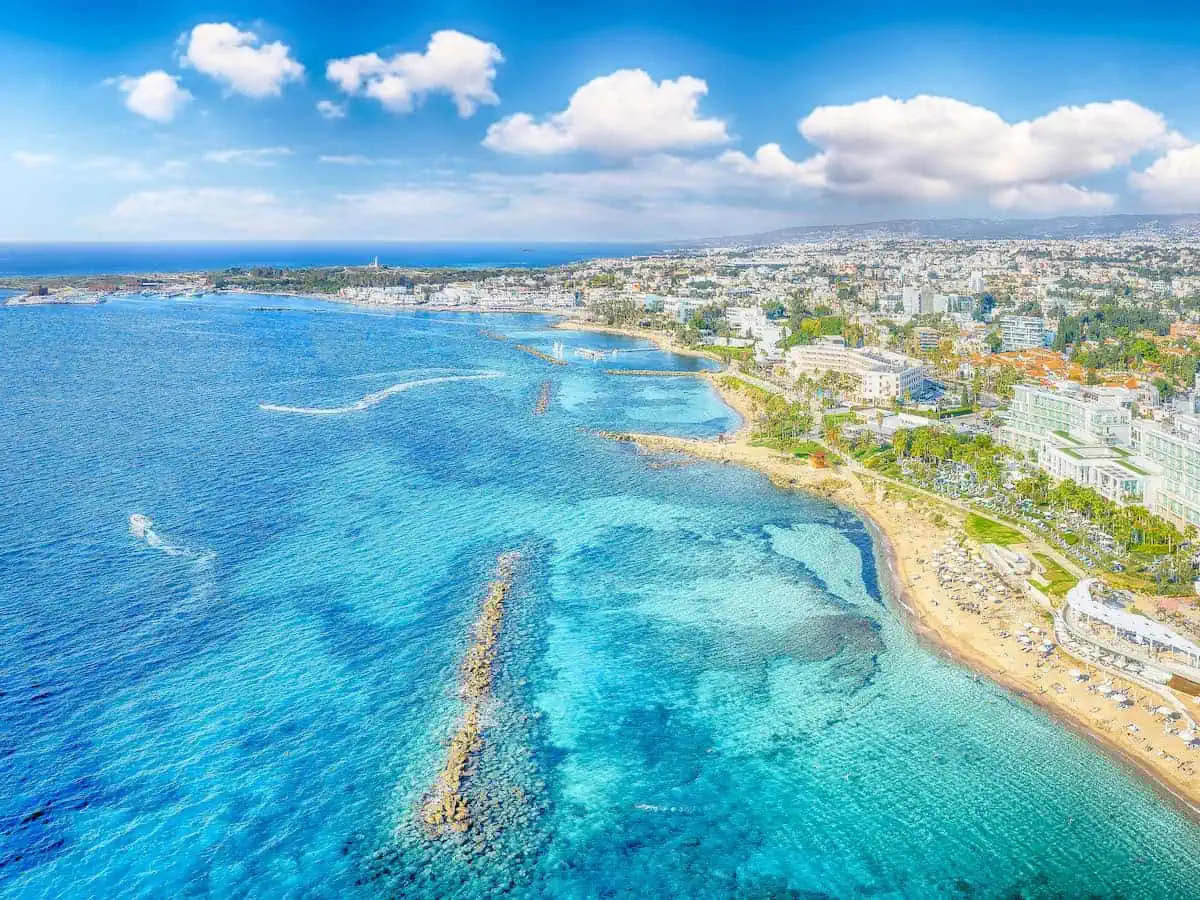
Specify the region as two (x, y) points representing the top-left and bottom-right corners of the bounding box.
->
(4, 1), (1200, 241)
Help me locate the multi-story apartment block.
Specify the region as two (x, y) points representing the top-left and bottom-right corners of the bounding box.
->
(912, 327), (940, 353)
(999, 315), (1045, 352)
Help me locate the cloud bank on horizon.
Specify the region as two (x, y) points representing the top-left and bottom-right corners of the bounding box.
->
(4, 4), (1200, 241)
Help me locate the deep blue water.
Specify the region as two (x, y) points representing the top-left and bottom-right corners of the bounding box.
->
(0, 243), (666, 277)
(3, 294), (1200, 899)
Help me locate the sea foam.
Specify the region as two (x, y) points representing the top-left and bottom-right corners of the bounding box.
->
(129, 513), (218, 607)
(259, 371), (504, 416)
(129, 513), (216, 563)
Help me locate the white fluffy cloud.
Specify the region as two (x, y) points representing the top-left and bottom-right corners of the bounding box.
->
(484, 69), (729, 157)
(106, 187), (318, 238)
(326, 30), (502, 117)
(991, 182), (1115, 213)
(1130, 145), (1200, 211)
(110, 71), (192, 122)
(11, 151), (57, 169)
(719, 143), (824, 187)
(182, 23), (304, 98)
(316, 99), (346, 119)
(723, 95), (1177, 210)
(203, 147), (293, 165)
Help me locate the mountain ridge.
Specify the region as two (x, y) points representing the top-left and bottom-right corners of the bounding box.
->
(691, 213), (1200, 247)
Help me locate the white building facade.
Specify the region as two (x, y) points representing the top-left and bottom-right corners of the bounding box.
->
(785, 337), (927, 403)
(1000, 315), (1046, 352)
(1002, 383), (1200, 526)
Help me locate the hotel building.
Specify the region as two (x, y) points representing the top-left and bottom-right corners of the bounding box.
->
(785, 337), (927, 404)
(1002, 383), (1200, 527)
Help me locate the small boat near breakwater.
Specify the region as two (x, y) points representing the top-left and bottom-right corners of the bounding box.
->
(574, 347), (612, 361)
(420, 552), (521, 836)
(479, 328), (509, 342)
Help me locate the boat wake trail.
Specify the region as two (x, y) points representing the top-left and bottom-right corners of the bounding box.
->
(258, 371), (504, 416)
(129, 514), (218, 603)
(130, 513), (196, 557)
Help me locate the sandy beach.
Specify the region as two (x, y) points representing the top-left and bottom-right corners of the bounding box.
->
(611, 373), (1200, 816)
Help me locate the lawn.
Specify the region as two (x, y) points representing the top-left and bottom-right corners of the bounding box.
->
(1032, 552), (1077, 597)
(965, 513), (1025, 546)
(1117, 459), (1150, 476)
(700, 344), (754, 362)
(1053, 429), (1082, 445)
(750, 437), (842, 465)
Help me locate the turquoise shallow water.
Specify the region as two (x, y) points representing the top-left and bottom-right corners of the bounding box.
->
(2, 295), (1200, 899)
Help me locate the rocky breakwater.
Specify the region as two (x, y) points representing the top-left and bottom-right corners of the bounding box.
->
(534, 380), (552, 415)
(421, 551), (521, 836)
(513, 344), (567, 366)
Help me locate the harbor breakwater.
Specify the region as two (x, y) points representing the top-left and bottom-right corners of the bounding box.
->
(421, 551), (521, 836)
(513, 344), (567, 366)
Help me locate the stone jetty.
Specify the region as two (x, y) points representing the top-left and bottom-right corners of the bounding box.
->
(421, 552), (520, 836)
(513, 344), (567, 366)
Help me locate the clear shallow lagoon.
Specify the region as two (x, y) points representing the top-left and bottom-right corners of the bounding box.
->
(2, 295), (1200, 899)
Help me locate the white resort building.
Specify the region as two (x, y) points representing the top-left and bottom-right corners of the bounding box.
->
(726, 305), (788, 360)
(1001, 382), (1200, 527)
(784, 337), (927, 403)
(1131, 415), (1200, 528)
(1062, 579), (1200, 686)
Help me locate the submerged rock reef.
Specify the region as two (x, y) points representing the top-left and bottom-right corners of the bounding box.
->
(421, 551), (521, 836)
(361, 548), (555, 894)
(534, 380), (552, 415)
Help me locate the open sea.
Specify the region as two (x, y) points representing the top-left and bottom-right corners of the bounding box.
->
(3, 294), (1200, 899)
(0, 243), (666, 277)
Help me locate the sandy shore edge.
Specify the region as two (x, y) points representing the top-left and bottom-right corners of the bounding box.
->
(605, 372), (1200, 819)
(551, 319), (722, 361)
